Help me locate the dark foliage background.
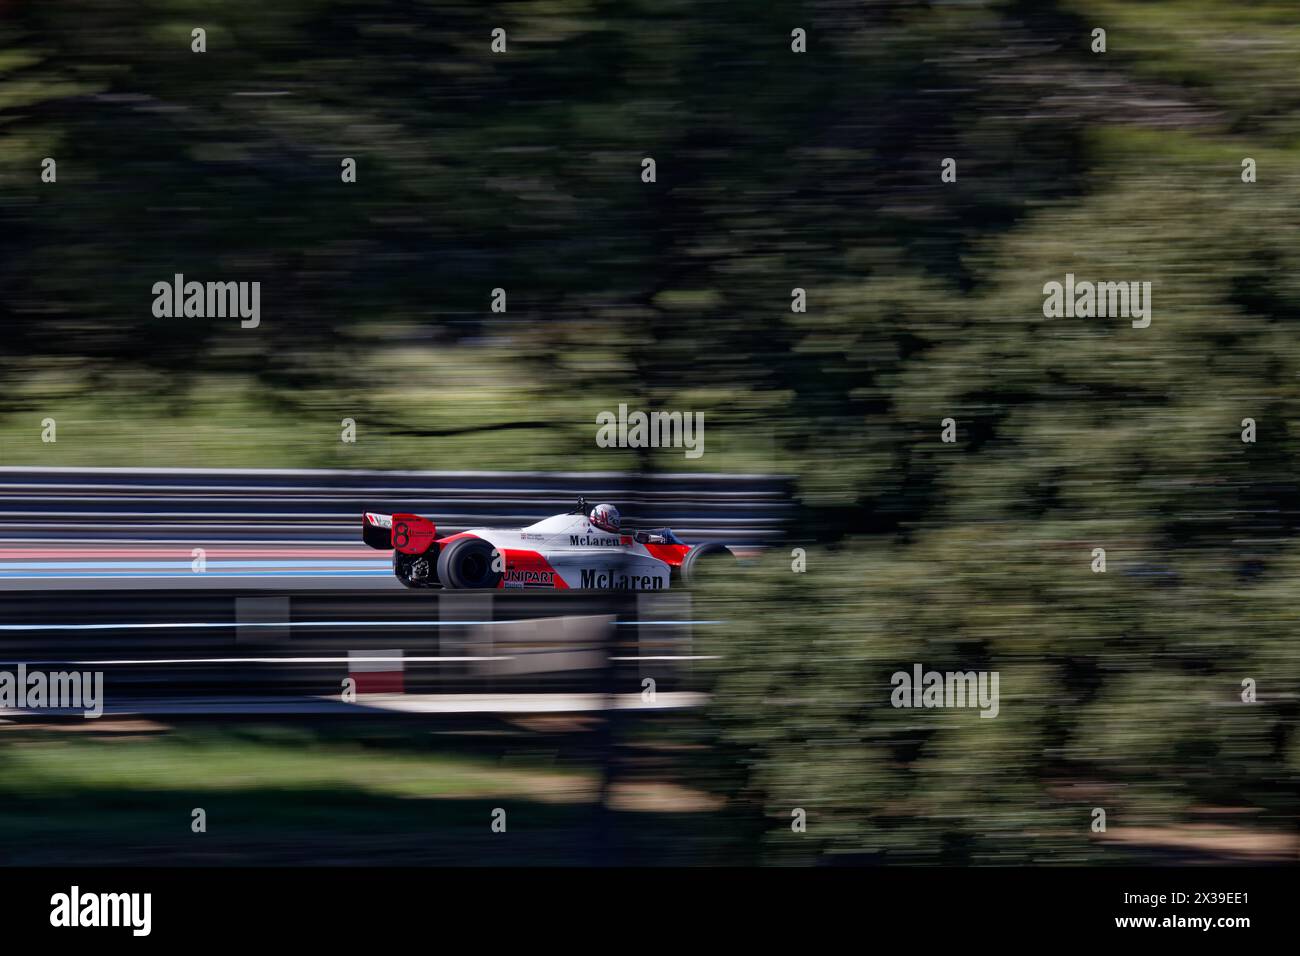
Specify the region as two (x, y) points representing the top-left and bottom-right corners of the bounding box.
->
(2, 0), (1298, 863)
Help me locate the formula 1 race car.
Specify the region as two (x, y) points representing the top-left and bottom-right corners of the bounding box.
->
(362, 497), (735, 590)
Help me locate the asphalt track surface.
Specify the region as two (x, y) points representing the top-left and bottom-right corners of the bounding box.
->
(0, 469), (770, 714)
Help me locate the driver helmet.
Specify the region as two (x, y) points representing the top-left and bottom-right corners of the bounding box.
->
(589, 503), (621, 534)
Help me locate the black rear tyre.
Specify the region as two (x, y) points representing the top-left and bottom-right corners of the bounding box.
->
(436, 537), (503, 590)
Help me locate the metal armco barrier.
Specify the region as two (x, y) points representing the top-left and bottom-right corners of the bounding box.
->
(0, 467), (792, 546)
(0, 588), (713, 715)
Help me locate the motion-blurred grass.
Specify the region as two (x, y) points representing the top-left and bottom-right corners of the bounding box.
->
(0, 347), (786, 472)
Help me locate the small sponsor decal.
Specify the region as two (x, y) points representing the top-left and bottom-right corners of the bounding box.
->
(570, 534), (622, 547)
(504, 568), (556, 586)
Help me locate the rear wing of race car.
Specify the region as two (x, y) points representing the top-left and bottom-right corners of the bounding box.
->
(362, 512), (437, 554)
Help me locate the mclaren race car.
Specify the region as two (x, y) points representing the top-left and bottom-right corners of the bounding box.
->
(362, 497), (735, 590)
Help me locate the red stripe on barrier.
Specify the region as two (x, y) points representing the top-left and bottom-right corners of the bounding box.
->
(351, 671), (405, 694)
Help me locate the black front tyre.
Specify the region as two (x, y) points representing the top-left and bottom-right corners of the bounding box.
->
(680, 542), (736, 586)
(436, 537), (503, 590)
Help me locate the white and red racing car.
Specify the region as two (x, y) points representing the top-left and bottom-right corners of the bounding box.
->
(362, 497), (735, 590)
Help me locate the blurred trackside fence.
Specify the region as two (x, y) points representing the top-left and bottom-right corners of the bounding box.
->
(0, 467), (792, 546)
(0, 588), (713, 716)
